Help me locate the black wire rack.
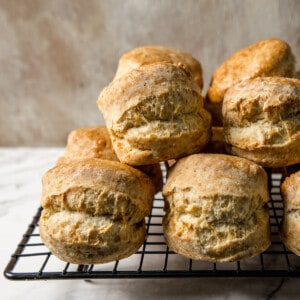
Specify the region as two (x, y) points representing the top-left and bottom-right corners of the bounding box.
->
(4, 167), (300, 280)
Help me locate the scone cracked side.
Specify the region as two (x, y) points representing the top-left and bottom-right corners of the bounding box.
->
(98, 63), (212, 165)
(41, 159), (155, 215)
(280, 171), (300, 255)
(40, 186), (149, 264)
(40, 159), (155, 264)
(109, 118), (211, 165)
(224, 139), (300, 168)
(163, 189), (271, 262)
(162, 154), (271, 262)
(223, 77), (300, 167)
(39, 211), (146, 264)
(41, 187), (147, 224)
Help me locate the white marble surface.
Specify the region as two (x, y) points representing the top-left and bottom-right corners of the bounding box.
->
(1, 147), (300, 300)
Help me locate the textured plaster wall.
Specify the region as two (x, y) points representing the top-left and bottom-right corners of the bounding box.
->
(0, 0), (299, 146)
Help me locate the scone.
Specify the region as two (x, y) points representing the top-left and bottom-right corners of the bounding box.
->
(223, 77), (300, 168)
(280, 171), (300, 255)
(206, 38), (295, 125)
(39, 159), (155, 264)
(114, 45), (203, 89)
(98, 63), (212, 165)
(57, 126), (163, 193)
(163, 154), (271, 262)
(57, 126), (119, 164)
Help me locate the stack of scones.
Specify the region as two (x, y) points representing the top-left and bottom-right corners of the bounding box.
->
(39, 39), (300, 264)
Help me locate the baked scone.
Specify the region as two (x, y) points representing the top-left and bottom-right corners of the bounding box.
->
(114, 45), (203, 89)
(280, 171), (300, 255)
(98, 63), (212, 165)
(57, 126), (119, 165)
(57, 126), (163, 193)
(39, 159), (155, 264)
(206, 38), (295, 125)
(163, 154), (271, 262)
(223, 77), (300, 168)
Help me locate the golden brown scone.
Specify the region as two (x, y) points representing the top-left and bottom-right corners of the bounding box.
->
(57, 126), (119, 165)
(206, 38), (295, 125)
(57, 126), (163, 193)
(280, 171), (300, 255)
(98, 63), (212, 165)
(39, 159), (155, 264)
(114, 45), (203, 89)
(223, 77), (300, 168)
(163, 154), (271, 262)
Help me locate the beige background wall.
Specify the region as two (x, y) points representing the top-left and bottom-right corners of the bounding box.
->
(0, 0), (299, 146)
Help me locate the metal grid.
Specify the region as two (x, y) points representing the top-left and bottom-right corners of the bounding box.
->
(4, 170), (300, 280)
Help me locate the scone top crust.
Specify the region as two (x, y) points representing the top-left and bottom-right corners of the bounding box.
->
(57, 126), (119, 164)
(98, 62), (204, 126)
(207, 38), (295, 104)
(223, 77), (300, 127)
(164, 153), (269, 201)
(281, 171), (300, 208)
(41, 158), (155, 215)
(114, 45), (203, 89)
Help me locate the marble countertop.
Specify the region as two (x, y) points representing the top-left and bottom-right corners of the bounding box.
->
(1, 147), (300, 300)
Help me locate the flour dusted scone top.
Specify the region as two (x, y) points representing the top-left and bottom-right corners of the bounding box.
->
(39, 159), (155, 264)
(98, 63), (211, 165)
(114, 45), (203, 89)
(223, 77), (300, 167)
(163, 154), (271, 262)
